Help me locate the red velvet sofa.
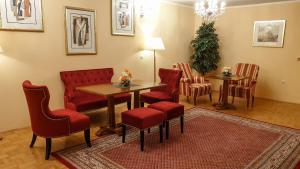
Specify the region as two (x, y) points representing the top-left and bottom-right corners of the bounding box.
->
(60, 68), (132, 112)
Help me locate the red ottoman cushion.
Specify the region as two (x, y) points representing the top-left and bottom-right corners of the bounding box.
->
(148, 101), (184, 120)
(122, 108), (164, 129)
(50, 109), (90, 133)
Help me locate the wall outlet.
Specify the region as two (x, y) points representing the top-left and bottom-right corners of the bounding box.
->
(139, 56), (144, 60)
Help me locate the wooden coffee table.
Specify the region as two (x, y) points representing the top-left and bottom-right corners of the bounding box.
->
(206, 75), (248, 110)
(77, 81), (166, 136)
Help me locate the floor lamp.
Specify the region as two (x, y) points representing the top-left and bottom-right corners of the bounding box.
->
(0, 46), (3, 141)
(145, 37), (165, 83)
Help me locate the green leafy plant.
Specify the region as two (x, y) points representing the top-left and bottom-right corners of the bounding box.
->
(191, 22), (220, 75)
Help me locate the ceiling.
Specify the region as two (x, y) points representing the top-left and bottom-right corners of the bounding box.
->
(165, 0), (295, 6)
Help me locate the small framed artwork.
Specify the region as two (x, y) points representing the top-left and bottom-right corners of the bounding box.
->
(65, 6), (97, 55)
(0, 0), (44, 31)
(253, 20), (286, 48)
(111, 0), (135, 36)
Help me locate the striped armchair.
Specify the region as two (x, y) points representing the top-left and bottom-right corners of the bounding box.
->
(173, 63), (212, 105)
(220, 63), (260, 108)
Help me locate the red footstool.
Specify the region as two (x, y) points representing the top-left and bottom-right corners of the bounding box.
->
(121, 108), (164, 151)
(148, 101), (184, 139)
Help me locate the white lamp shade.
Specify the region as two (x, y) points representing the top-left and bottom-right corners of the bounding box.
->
(145, 37), (165, 50)
(0, 46), (3, 53)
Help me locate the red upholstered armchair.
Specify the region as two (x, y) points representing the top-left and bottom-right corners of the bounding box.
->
(60, 68), (132, 112)
(140, 68), (182, 106)
(22, 81), (91, 160)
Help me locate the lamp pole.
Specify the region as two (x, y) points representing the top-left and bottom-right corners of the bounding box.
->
(154, 50), (156, 83)
(0, 46), (2, 141)
(145, 37), (164, 83)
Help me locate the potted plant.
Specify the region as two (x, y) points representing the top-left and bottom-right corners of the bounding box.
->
(191, 22), (220, 75)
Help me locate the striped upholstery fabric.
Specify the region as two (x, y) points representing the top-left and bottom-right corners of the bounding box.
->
(190, 83), (212, 105)
(173, 63), (212, 104)
(220, 63), (260, 107)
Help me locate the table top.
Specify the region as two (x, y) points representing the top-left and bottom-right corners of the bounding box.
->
(77, 80), (166, 96)
(206, 74), (248, 81)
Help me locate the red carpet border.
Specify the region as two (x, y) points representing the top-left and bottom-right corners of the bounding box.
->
(53, 108), (300, 169)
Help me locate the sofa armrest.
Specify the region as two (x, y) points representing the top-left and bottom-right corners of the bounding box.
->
(193, 76), (205, 83)
(64, 95), (77, 110)
(250, 80), (257, 88)
(181, 77), (192, 83)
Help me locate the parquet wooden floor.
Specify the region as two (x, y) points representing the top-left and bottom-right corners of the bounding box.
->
(0, 92), (300, 169)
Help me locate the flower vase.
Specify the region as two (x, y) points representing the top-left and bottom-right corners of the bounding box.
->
(222, 72), (232, 77)
(120, 80), (130, 88)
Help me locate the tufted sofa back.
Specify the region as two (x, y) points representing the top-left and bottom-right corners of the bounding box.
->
(60, 68), (114, 99)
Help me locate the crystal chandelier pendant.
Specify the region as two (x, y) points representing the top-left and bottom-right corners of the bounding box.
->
(194, 0), (226, 23)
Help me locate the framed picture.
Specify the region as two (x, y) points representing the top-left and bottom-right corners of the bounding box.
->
(111, 0), (135, 36)
(253, 20), (286, 48)
(0, 0), (44, 31)
(65, 6), (97, 55)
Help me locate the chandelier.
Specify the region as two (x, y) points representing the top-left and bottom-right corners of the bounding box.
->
(194, 0), (226, 22)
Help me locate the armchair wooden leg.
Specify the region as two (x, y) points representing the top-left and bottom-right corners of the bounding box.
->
(159, 125), (163, 143)
(166, 121), (170, 140)
(127, 101), (132, 110)
(180, 116), (184, 134)
(140, 102), (145, 108)
(147, 128), (151, 133)
(232, 96), (235, 104)
(209, 93), (212, 102)
(122, 125), (126, 143)
(162, 121), (166, 128)
(30, 134), (37, 148)
(45, 138), (52, 160)
(252, 96), (255, 108)
(247, 98), (250, 108)
(84, 129), (91, 147)
(193, 96), (197, 106)
(140, 130), (144, 151)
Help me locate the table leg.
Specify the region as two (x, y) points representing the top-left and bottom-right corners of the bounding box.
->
(134, 91), (140, 108)
(96, 95), (122, 136)
(213, 80), (235, 110)
(222, 79), (229, 106)
(107, 95), (116, 128)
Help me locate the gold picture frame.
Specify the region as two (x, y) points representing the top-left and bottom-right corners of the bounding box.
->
(65, 6), (97, 55)
(111, 0), (135, 36)
(253, 20), (286, 48)
(0, 0), (44, 32)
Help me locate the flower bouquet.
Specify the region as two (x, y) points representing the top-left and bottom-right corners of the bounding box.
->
(222, 66), (232, 76)
(119, 69), (132, 88)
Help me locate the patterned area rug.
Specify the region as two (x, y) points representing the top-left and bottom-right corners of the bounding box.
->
(53, 108), (300, 169)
